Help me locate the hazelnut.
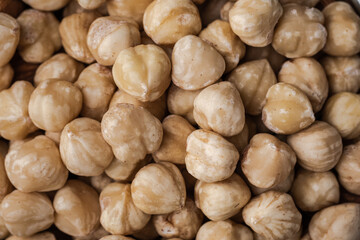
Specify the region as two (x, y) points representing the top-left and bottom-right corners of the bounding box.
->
(45, 131), (61, 145)
(250, 169), (295, 195)
(63, 0), (95, 17)
(323, 2), (360, 57)
(279, 0), (319, 7)
(243, 191), (302, 240)
(143, 0), (201, 45)
(90, 173), (113, 193)
(133, 217), (159, 240)
(87, 16), (141, 66)
(0, 81), (38, 140)
(77, 0), (106, 9)
(113, 44), (171, 102)
(100, 182), (150, 235)
(22, 0), (70, 11)
(73, 226), (109, 240)
(287, 121), (342, 172)
(0, 154), (12, 203)
(0, 13), (19, 67)
(196, 220), (253, 240)
(28, 80), (83, 132)
(244, 45), (286, 73)
(226, 121), (250, 153)
(220, 1), (234, 22)
(185, 129), (239, 182)
(254, 226), (302, 240)
(229, 0), (283, 47)
(228, 59), (277, 116)
(131, 162), (186, 214)
(262, 82), (315, 134)
(100, 236), (135, 240)
(0, 64), (13, 91)
(1, 190), (54, 237)
(0, 210), (9, 239)
(272, 3), (327, 58)
(6, 232), (56, 240)
(171, 35), (225, 90)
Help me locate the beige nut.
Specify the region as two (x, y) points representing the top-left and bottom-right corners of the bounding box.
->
(0, 211), (10, 239)
(45, 131), (61, 145)
(220, 1), (235, 22)
(6, 232), (56, 240)
(196, 220), (253, 240)
(228, 59), (277, 115)
(254, 226), (302, 240)
(77, 0), (105, 9)
(90, 173), (113, 193)
(279, 0), (319, 7)
(185, 129), (239, 182)
(0, 64), (13, 91)
(250, 169), (295, 195)
(244, 45), (286, 73)
(72, 226), (109, 240)
(22, 0), (70, 11)
(99, 236), (135, 240)
(0, 154), (12, 203)
(171, 35), (225, 90)
(0, 13), (20, 67)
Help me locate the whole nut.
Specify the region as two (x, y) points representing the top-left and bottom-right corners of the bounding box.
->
(90, 173), (113, 193)
(244, 45), (286, 73)
(0, 64), (13, 91)
(73, 226), (109, 240)
(77, 0), (106, 9)
(63, 0), (95, 17)
(6, 232), (55, 240)
(196, 220), (253, 240)
(279, 0), (319, 7)
(0, 13), (19, 67)
(22, 0), (70, 11)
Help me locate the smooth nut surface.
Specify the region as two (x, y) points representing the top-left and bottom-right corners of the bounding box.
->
(196, 220), (253, 240)
(0, 13), (20, 67)
(0, 64), (13, 91)
(0, 154), (12, 203)
(22, 0), (70, 11)
(77, 0), (105, 9)
(250, 169), (295, 195)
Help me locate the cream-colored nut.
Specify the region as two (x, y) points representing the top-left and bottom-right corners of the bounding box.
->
(250, 169), (295, 195)
(17, 10), (61, 63)
(90, 173), (113, 193)
(199, 20), (246, 72)
(0, 154), (12, 203)
(322, 92), (360, 139)
(243, 191), (302, 240)
(0, 64), (13, 91)
(244, 45), (286, 73)
(279, 58), (328, 112)
(279, 0), (319, 7)
(254, 226), (302, 240)
(228, 59), (277, 115)
(5, 135), (68, 192)
(1, 190), (54, 237)
(34, 53), (84, 87)
(241, 133), (296, 188)
(321, 56), (360, 94)
(77, 0), (105, 9)
(185, 129), (239, 182)
(101, 103), (162, 162)
(226, 121), (250, 153)
(323, 2), (360, 56)
(133, 217), (159, 240)
(73, 226), (109, 240)
(153, 198), (203, 240)
(100, 182), (150, 234)
(196, 220), (253, 240)
(0, 81), (37, 140)
(172, 35), (225, 91)
(143, 0), (201, 45)
(220, 1), (235, 22)
(195, 174), (251, 221)
(272, 4), (327, 58)
(63, 0), (95, 17)
(74, 63), (116, 121)
(287, 121), (342, 172)
(22, 0), (70, 11)
(100, 236), (135, 240)
(153, 115), (195, 165)
(29, 80), (83, 132)
(60, 118), (114, 176)
(309, 203), (360, 240)
(262, 82), (315, 134)
(0, 13), (19, 67)
(229, 0), (283, 47)
(54, 180), (100, 237)
(45, 131), (61, 145)
(60, 12), (100, 64)
(87, 16), (140, 66)
(131, 162), (186, 214)
(6, 232), (56, 240)
(113, 44), (171, 102)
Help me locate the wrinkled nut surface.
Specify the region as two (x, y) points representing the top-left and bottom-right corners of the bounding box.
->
(90, 173), (113, 193)
(241, 133), (296, 188)
(262, 82), (315, 134)
(185, 129), (239, 182)
(87, 16), (140, 66)
(72, 226), (109, 240)
(194, 82), (245, 137)
(62, 0), (96, 17)
(0, 81), (37, 140)
(143, 0), (201, 45)
(279, 58), (328, 112)
(0, 13), (19, 67)
(309, 203), (360, 240)
(228, 59), (277, 115)
(196, 220), (253, 240)
(272, 3), (327, 58)
(194, 174), (251, 221)
(171, 35), (225, 91)
(250, 169), (295, 195)
(77, 0), (105, 9)
(60, 118), (114, 176)
(0, 209), (9, 239)
(5, 135), (68, 192)
(113, 44), (171, 102)
(28, 80), (83, 132)
(0, 64), (13, 91)
(229, 0), (283, 47)
(323, 2), (360, 57)
(131, 162), (186, 214)
(22, 0), (70, 11)
(244, 45), (286, 73)
(287, 121), (342, 172)
(1, 190), (54, 237)
(6, 232), (56, 240)
(243, 191), (302, 240)
(279, 0), (319, 6)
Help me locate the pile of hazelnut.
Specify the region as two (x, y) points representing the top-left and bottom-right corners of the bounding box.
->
(0, 0), (360, 239)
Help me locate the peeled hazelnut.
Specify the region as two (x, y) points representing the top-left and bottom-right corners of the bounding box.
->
(100, 236), (135, 240)
(244, 45), (286, 73)
(113, 44), (171, 102)
(100, 182), (150, 234)
(171, 35), (225, 90)
(6, 232), (55, 240)
(87, 16), (141, 66)
(0, 81), (37, 140)
(262, 82), (315, 134)
(287, 121), (342, 172)
(229, 0), (283, 47)
(243, 191), (302, 240)
(220, 1), (234, 22)
(74, 63), (116, 121)
(28, 80), (83, 132)
(131, 162), (186, 214)
(143, 0), (201, 45)
(323, 2), (360, 57)
(45, 131), (61, 145)
(185, 129), (239, 182)
(272, 3), (327, 58)
(279, 0), (319, 7)
(73, 226), (109, 240)
(228, 59), (277, 116)
(1, 190), (54, 237)
(309, 203), (360, 240)
(90, 173), (113, 193)
(22, 0), (70, 11)
(250, 169), (295, 195)
(0, 64), (13, 91)
(0, 13), (20, 67)
(196, 220), (253, 240)
(77, 0), (105, 9)
(195, 173), (251, 221)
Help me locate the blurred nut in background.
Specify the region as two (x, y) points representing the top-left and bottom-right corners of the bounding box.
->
(90, 173), (113, 193)
(77, 0), (106, 9)
(196, 220), (253, 240)
(0, 13), (20, 67)
(45, 131), (61, 145)
(279, 0), (319, 6)
(22, 0), (70, 11)
(0, 64), (13, 91)
(6, 232), (55, 240)
(220, 1), (234, 22)
(244, 45), (286, 73)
